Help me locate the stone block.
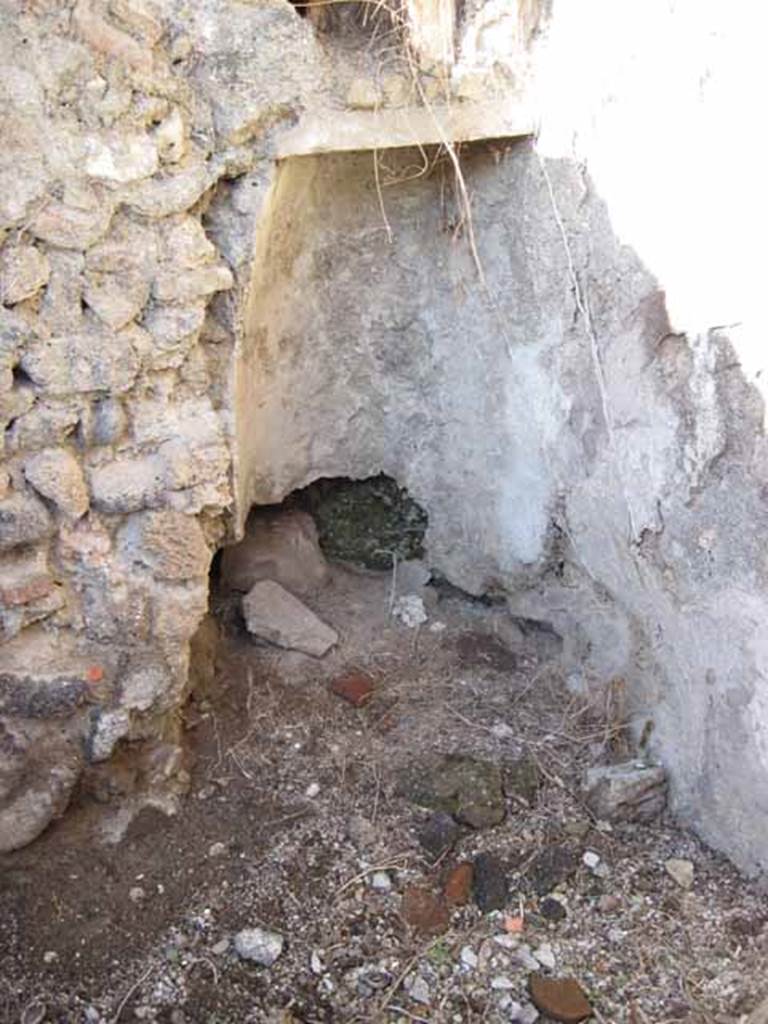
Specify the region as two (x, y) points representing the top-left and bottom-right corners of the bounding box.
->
(86, 706), (130, 762)
(0, 244), (50, 305)
(242, 580), (338, 657)
(21, 325), (140, 395)
(31, 196), (113, 250)
(220, 509), (329, 596)
(141, 300), (207, 369)
(584, 761), (667, 823)
(24, 448), (89, 521)
(124, 159), (213, 219)
(0, 552), (53, 609)
(5, 400), (82, 454)
(121, 660), (171, 711)
(118, 509), (210, 581)
(0, 490), (54, 552)
(0, 720), (82, 853)
(153, 263), (233, 304)
(85, 131), (159, 184)
(89, 455), (165, 513)
(83, 269), (151, 329)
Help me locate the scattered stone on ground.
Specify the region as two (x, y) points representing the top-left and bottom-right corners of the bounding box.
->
(392, 593), (428, 628)
(584, 761), (667, 823)
(401, 885), (450, 936)
(540, 895), (568, 921)
(473, 852), (509, 912)
(397, 753), (506, 829)
(665, 856), (695, 889)
(527, 844), (579, 895)
(504, 755), (541, 806)
(329, 671), (375, 707)
(416, 811), (461, 858)
(234, 927), (284, 966)
(443, 862), (473, 906)
(241, 580), (337, 656)
(2, 566), (767, 1023)
(528, 974), (593, 1023)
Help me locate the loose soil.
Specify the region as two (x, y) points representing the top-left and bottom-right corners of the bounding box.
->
(2, 567), (767, 1024)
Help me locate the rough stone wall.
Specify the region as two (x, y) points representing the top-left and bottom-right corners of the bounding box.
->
(3, 0), (768, 880)
(0, 0), (296, 849)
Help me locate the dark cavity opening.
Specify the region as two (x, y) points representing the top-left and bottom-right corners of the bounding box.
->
(292, 473), (428, 570)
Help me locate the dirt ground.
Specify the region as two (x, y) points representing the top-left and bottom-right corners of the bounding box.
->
(2, 565), (767, 1024)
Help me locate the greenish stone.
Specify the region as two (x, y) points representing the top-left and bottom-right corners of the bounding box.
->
(303, 475), (427, 570)
(396, 754), (506, 830)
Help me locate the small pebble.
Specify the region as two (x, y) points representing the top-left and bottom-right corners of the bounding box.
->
(514, 944), (541, 971)
(406, 975), (431, 1004)
(491, 975), (515, 990)
(665, 857), (694, 889)
(129, 886), (146, 903)
(310, 950), (324, 974)
(539, 896), (567, 921)
(370, 871), (392, 891)
(234, 927), (284, 966)
(534, 943), (556, 970)
(597, 893), (621, 913)
(42, 951), (58, 964)
(208, 842), (227, 858)
(582, 851), (600, 870)
(460, 945), (478, 970)
(305, 782), (321, 798)
(211, 938), (229, 956)
(417, 812), (460, 858)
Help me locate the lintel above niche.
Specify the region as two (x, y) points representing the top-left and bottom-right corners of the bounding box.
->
(276, 99), (537, 159)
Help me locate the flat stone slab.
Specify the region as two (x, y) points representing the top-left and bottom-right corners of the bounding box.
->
(242, 580), (337, 657)
(584, 761), (667, 823)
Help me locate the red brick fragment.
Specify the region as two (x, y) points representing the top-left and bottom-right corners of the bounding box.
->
(444, 862), (473, 906)
(401, 885), (450, 936)
(330, 672), (375, 707)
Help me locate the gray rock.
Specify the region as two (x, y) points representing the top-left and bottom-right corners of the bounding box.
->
(87, 707), (131, 762)
(234, 927), (284, 966)
(221, 509), (329, 596)
(526, 845), (578, 896)
(24, 448), (89, 521)
(0, 491), (54, 552)
(472, 852), (508, 912)
(584, 762), (667, 823)
(0, 723), (81, 853)
(416, 811), (461, 858)
(0, 244), (50, 305)
(398, 754), (506, 830)
(89, 456), (165, 514)
(242, 580), (337, 657)
(21, 326), (140, 395)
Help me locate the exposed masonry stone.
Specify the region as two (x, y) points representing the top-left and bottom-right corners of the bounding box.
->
(89, 455), (166, 514)
(0, 490), (54, 552)
(117, 510), (210, 582)
(6, 401), (81, 454)
(0, 244), (50, 305)
(23, 448), (90, 521)
(123, 159), (214, 219)
(84, 131), (159, 183)
(21, 325), (141, 395)
(31, 196), (114, 251)
(142, 301), (207, 369)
